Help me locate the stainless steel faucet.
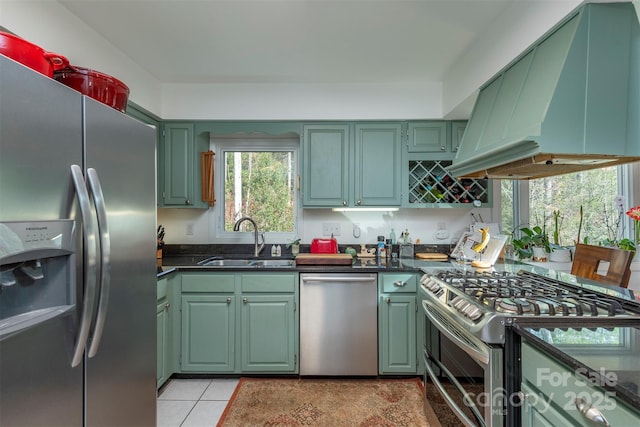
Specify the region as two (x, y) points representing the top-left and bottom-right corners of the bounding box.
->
(233, 216), (265, 257)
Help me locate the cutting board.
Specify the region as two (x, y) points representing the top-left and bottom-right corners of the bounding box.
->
(415, 252), (449, 261)
(295, 253), (353, 265)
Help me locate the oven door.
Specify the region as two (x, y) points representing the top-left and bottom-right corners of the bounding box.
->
(422, 299), (504, 427)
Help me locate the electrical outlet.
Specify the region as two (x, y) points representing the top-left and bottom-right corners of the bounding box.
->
(186, 223), (194, 235)
(322, 222), (341, 236)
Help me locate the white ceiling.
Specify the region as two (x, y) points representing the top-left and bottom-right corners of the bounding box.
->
(58, 0), (514, 85)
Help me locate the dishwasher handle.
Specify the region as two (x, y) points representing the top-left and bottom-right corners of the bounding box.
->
(302, 275), (376, 283)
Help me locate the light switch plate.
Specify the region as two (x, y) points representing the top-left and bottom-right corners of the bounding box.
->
(322, 222), (341, 236)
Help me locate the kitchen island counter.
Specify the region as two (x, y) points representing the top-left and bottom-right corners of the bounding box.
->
(515, 324), (640, 413)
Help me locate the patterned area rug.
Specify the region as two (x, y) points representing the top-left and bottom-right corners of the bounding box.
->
(217, 377), (438, 426)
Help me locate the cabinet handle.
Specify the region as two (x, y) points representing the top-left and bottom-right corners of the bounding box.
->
(226, 298), (232, 304)
(393, 280), (406, 287)
(575, 398), (610, 426)
(441, 145), (446, 151)
(243, 298), (248, 304)
(356, 200), (361, 206)
(386, 297), (391, 303)
(185, 199), (191, 205)
(164, 302), (170, 310)
(342, 200), (347, 206)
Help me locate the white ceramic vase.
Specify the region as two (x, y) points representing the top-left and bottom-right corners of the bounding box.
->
(532, 247), (549, 262)
(549, 248), (572, 262)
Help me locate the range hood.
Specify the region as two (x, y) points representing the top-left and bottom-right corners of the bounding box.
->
(449, 2), (640, 179)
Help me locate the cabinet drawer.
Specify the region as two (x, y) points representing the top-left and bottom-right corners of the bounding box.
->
(182, 274), (235, 292)
(380, 273), (417, 293)
(157, 278), (168, 301)
(240, 274), (295, 293)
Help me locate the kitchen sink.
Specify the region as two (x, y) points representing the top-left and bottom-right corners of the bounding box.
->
(253, 259), (295, 267)
(197, 257), (294, 268)
(201, 259), (254, 267)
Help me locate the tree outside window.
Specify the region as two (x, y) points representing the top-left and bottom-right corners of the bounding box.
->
(223, 150), (295, 233)
(502, 166), (626, 246)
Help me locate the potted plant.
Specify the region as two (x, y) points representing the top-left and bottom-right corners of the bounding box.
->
(549, 210), (572, 262)
(512, 226), (550, 261)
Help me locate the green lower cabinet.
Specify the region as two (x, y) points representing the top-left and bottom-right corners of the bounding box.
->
(156, 299), (171, 387)
(179, 272), (298, 374)
(521, 382), (574, 427)
(521, 341), (640, 426)
(240, 295), (296, 372)
(379, 294), (417, 374)
(181, 294), (235, 372)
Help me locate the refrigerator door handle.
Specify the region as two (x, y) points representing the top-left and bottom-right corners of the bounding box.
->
(70, 164), (99, 368)
(86, 168), (111, 358)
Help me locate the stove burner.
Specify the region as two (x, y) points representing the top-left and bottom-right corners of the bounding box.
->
(497, 297), (531, 314)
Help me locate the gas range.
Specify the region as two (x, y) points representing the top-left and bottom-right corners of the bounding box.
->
(420, 269), (640, 344)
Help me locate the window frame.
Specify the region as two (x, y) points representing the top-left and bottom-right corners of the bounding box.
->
(211, 136), (301, 244)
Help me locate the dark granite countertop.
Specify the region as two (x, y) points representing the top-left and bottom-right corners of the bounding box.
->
(515, 324), (640, 412)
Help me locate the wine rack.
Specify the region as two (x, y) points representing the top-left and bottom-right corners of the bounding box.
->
(407, 160), (489, 205)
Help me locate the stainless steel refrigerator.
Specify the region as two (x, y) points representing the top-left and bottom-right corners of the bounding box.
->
(0, 54), (157, 426)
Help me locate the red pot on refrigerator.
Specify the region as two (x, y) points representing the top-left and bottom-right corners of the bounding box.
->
(0, 31), (68, 77)
(54, 66), (129, 113)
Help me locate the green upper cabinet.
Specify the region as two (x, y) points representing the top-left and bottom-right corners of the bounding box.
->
(301, 124), (350, 207)
(354, 123), (402, 206)
(302, 122), (401, 207)
(406, 121), (449, 154)
(159, 122), (207, 208)
(451, 121), (467, 153)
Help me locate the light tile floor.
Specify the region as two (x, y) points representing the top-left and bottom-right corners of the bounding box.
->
(157, 378), (239, 427)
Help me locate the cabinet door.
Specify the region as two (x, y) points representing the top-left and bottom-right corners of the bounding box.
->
(407, 121), (448, 153)
(240, 295), (296, 372)
(451, 121), (467, 153)
(379, 295), (416, 373)
(156, 301), (168, 387)
(181, 295), (235, 372)
(354, 123), (402, 206)
(521, 383), (574, 427)
(162, 123), (195, 206)
(302, 124), (350, 207)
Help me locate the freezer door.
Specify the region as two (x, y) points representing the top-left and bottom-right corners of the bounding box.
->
(0, 56), (84, 426)
(83, 98), (157, 426)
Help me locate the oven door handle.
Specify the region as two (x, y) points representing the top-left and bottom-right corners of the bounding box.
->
(424, 352), (484, 427)
(422, 300), (490, 366)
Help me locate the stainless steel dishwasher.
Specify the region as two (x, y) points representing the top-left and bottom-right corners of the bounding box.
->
(300, 273), (378, 376)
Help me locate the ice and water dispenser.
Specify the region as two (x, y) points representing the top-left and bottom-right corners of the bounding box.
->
(0, 220), (76, 339)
